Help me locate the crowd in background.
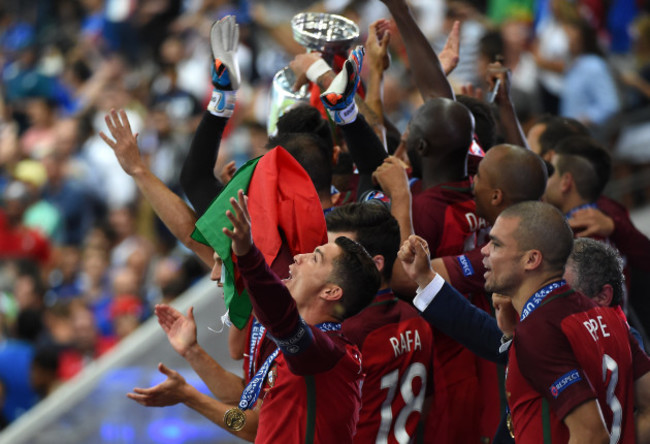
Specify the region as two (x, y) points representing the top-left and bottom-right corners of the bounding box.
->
(1, 0), (650, 430)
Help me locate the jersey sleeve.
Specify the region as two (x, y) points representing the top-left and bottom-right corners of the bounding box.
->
(441, 247), (487, 295)
(514, 322), (596, 420)
(630, 329), (650, 380)
(236, 246), (345, 375)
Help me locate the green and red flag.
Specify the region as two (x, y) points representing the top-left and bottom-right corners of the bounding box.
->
(191, 146), (328, 329)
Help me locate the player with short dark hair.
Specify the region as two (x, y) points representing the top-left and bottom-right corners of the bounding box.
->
(327, 202), (434, 443)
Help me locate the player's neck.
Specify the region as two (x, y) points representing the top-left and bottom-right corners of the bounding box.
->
(299, 303), (339, 327)
(562, 193), (589, 215)
(512, 274), (566, 315)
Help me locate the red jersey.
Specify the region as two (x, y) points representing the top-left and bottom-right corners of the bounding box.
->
(238, 246), (365, 443)
(341, 290), (434, 444)
(411, 179), (487, 258)
(256, 332), (363, 444)
(411, 180), (497, 442)
(507, 284), (650, 443)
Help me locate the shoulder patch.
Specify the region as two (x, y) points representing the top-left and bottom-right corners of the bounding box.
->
(456, 255), (475, 277)
(549, 369), (582, 398)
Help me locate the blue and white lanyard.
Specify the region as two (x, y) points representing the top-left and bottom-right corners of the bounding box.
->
(520, 280), (566, 321)
(248, 319), (266, 379)
(565, 202), (598, 219)
(238, 320), (341, 411)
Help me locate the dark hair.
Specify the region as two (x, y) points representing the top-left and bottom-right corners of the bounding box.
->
(457, 95), (497, 151)
(32, 346), (59, 373)
(326, 202), (400, 282)
(15, 309), (43, 342)
(538, 116), (589, 157)
(568, 238), (624, 306)
(564, 17), (604, 56)
(330, 236), (381, 320)
(276, 104), (334, 162)
(267, 132), (332, 195)
(554, 136), (611, 201)
(479, 30), (504, 62)
(500, 201), (573, 273)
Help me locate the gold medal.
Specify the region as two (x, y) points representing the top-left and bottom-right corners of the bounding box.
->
(224, 407), (247, 431)
(506, 412), (514, 438)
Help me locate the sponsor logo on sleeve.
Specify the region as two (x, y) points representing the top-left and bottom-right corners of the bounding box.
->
(549, 369), (582, 398)
(457, 255), (475, 277)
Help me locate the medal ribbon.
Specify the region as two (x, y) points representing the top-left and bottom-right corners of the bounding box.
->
(565, 202), (597, 219)
(248, 318), (266, 379)
(520, 280), (566, 321)
(238, 321), (341, 411)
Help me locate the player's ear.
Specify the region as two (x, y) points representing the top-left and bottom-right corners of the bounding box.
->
(372, 254), (385, 274)
(321, 284), (343, 302)
(522, 249), (543, 270)
(491, 188), (503, 207)
(593, 284), (613, 307)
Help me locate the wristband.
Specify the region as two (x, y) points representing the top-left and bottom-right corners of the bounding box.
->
(207, 89), (237, 118)
(306, 58), (332, 84)
(325, 100), (358, 125)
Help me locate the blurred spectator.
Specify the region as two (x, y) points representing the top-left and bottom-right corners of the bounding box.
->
(109, 293), (143, 340)
(57, 300), (116, 381)
(47, 245), (84, 300)
(19, 96), (57, 158)
(559, 17), (621, 126)
(0, 182), (51, 266)
(30, 346), (61, 400)
(0, 309), (42, 422)
(13, 159), (64, 243)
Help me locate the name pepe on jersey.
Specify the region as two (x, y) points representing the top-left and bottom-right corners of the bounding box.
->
(389, 329), (423, 358)
(583, 315), (611, 341)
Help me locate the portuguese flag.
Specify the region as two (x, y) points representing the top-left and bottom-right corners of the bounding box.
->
(191, 146), (328, 329)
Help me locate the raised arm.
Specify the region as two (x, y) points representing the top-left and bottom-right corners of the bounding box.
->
(317, 47), (389, 197)
(100, 109), (214, 266)
(380, 0), (454, 100)
(224, 191), (346, 375)
(486, 62), (529, 150)
(398, 235), (506, 363)
(180, 16), (241, 216)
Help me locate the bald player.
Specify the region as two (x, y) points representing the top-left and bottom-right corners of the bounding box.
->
(402, 201), (650, 443)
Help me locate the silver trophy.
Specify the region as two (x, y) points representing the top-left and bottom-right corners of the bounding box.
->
(267, 12), (360, 135)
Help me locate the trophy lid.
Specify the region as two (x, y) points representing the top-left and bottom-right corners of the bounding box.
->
(291, 12), (359, 53)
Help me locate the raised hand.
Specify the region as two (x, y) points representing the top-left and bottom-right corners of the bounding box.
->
(210, 15), (241, 91)
(439, 20), (460, 76)
(99, 109), (145, 177)
(485, 61), (511, 104)
(155, 304), (198, 357)
(372, 156), (409, 198)
(223, 189), (253, 256)
(568, 208), (615, 238)
(219, 160), (237, 185)
(289, 51), (329, 91)
(127, 363), (188, 407)
(397, 235), (436, 288)
(366, 19), (391, 73)
(208, 15), (240, 117)
(320, 45), (365, 125)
